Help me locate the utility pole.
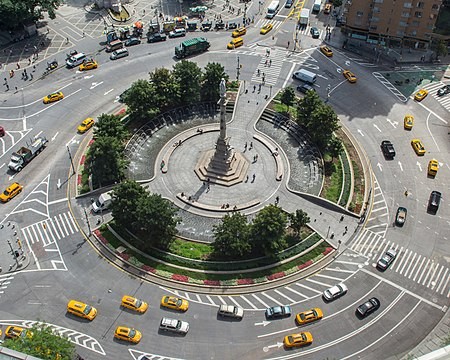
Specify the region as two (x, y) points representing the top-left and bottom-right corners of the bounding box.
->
(83, 208), (92, 236)
(7, 239), (19, 267)
(67, 146), (76, 176)
(236, 56), (240, 81)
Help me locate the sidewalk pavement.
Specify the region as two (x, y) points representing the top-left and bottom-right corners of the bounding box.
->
(0, 221), (30, 275)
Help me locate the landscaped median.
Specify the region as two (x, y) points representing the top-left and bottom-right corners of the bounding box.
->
(93, 226), (335, 287)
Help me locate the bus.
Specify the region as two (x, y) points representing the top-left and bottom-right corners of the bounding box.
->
(266, 0), (280, 18)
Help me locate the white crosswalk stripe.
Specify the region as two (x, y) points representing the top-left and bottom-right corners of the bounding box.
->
(0, 275), (14, 295)
(21, 212), (79, 247)
(255, 18), (283, 31)
(351, 228), (450, 297)
(250, 47), (286, 86)
(422, 81), (450, 111)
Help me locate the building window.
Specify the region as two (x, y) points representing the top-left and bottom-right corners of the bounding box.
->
(399, 21), (408, 27)
(373, 0), (383, 3)
(369, 25), (378, 31)
(416, 2), (424, 8)
(373, 6), (381, 12)
(431, 4), (439, 10)
(404, 2), (412, 8)
(426, 24), (433, 30)
(411, 20), (420, 26)
(429, 14), (435, 20)
(401, 12), (410, 17)
(357, 11), (364, 16)
(414, 11), (422, 18)
(397, 30), (405, 36)
(371, 16), (380, 22)
(410, 30), (417, 36)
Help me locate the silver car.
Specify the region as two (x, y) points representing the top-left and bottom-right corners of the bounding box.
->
(110, 48), (129, 60)
(159, 317), (189, 334)
(323, 283), (348, 301)
(218, 304), (244, 319)
(377, 249), (397, 270)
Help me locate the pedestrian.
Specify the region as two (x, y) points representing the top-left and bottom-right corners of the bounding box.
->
(246, 175), (249, 182)
(16, 62), (20, 69)
(287, 41), (290, 48)
(249, 141), (253, 149)
(275, 196), (279, 204)
(47, 27), (50, 34)
(33, 65), (36, 72)
(244, 141), (247, 149)
(269, 59), (272, 66)
(82, 31), (85, 37)
(66, 37), (69, 44)
(15, 86), (18, 92)
(29, 73), (33, 80)
(257, 69), (260, 76)
(5, 84), (9, 91)
(345, 226), (348, 231)
(252, 173), (256, 182)
(253, 85), (256, 92)
(340, 215), (344, 222)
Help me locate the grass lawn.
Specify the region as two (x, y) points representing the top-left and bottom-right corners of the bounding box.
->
(169, 239), (213, 260)
(321, 159), (343, 203)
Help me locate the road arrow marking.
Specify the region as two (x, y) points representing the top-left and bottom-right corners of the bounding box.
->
(416, 162), (422, 172)
(90, 81), (103, 90)
(104, 89), (114, 95)
(84, 75), (94, 79)
(345, 60), (351, 66)
(266, 342), (284, 349)
(336, 68), (342, 73)
(377, 162), (383, 172)
(255, 321), (271, 327)
(398, 161), (403, 171)
(9, 174), (15, 181)
(357, 129), (364, 136)
(65, 135), (77, 147)
(386, 118), (398, 128)
(51, 132), (59, 141)
(373, 124), (381, 132)
(57, 179), (61, 189)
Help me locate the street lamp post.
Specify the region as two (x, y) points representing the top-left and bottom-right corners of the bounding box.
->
(66, 146), (76, 176)
(7, 240), (19, 267)
(325, 84), (331, 103)
(83, 208), (92, 236)
(236, 56), (240, 81)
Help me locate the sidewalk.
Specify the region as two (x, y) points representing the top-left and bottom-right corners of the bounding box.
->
(0, 221), (30, 275)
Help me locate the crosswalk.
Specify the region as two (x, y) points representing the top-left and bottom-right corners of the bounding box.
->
(160, 254), (364, 311)
(254, 18), (284, 32)
(364, 177), (389, 237)
(351, 229), (450, 297)
(0, 275), (14, 296)
(250, 47), (286, 86)
(130, 350), (185, 360)
(21, 211), (78, 247)
(421, 81), (450, 112)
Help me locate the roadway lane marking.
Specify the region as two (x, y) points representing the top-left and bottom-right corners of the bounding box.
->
(284, 286), (308, 299)
(408, 254), (423, 280)
(294, 282), (322, 294)
(216, 295), (226, 305)
(324, 268), (355, 273)
(206, 295), (216, 305)
(262, 292), (283, 306)
(305, 278), (332, 288)
(398, 249), (413, 275)
(416, 258), (431, 284)
(63, 213), (74, 234)
(425, 111), (441, 152)
(44, 220), (57, 242)
(252, 294), (270, 308)
(403, 252), (417, 278)
(58, 214), (69, 236)
(239, 295), (259, 309)
(431, 265), (444, 291)
(427, 263), (441, 288)
(422, 260), (437, 286)
(314, 274), (344, 282)
(273, 289), (294, 303)
(227, 296), (242, 308)
(54, 216), (64, 238)
(417, 98), (448, 124)
(439, 274), (449, 296)
(47, 198), (67, 206)
(194, 294), (201, 302)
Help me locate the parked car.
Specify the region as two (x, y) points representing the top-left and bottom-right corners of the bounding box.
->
(265, 305), (292, 319)
(148, 33), (167, 43)
(169, 28), (186, 38)
(356, 297), (380, 317)
(297, 83), (315, 94)
(323, 283), (348, 301)
(125, 37), (141, 46)
(285, 0), (294, 7)
(218, 305), (244, 319)
(377, 249), (397, 270)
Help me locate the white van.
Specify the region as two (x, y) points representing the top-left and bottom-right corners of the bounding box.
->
(266, 0), (280, 18)
(66, 52), (87, 68)
(92, 191), (112, 213)
(293, 69), (317, 84)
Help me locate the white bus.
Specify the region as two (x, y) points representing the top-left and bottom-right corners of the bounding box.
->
(266, 0), (280, 18)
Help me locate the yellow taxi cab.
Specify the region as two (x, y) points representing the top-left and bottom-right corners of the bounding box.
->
(343, 70), (357, 83)
(0, 182), (23, 202)
(403, 115), (414, 130)
(428, 159), (438, 177)
(295, 308), (323, 325)
(411, 139), (425, 156)
(77, 117), (95, 133)
(232, 27), (247, 38)
(79, 59), (98, 71)
(121, 295), (149, 313)
(5, 326), (32, 339)
(414, 89), (428, 101)
(324, 3), (332, 14)
(114, 326), (142, 343)
(161, 295), (189, 312)
(260, 23), (273, 35)
(67, 300), (97, 320)
(227, 37), (244, 50)
(43, 91), (64, 104)
(283, 332), (313, 348)
(320, 45), (333, 57)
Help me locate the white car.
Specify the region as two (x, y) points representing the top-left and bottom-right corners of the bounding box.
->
(159, 317), (189, 334)
(218, 304), (244, 319)
(323, 283), (348, 301)
(169, 28), (186, 38)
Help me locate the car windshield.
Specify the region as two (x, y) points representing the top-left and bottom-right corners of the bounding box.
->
(176, 321), (182, 329)
(128, 329), (136, 338)
(176, 299), (182, 307)
(83, 305), (92, 315)
(134, 299), (142, 308)
(3, 190), (10, 195)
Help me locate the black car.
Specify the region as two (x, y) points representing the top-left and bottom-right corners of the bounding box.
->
(437, 85), (450, 96)
(147, 33), (167, 43)
(381, 140), (395, 159)
(427, 190), (441, 214)
(310, 27), (320, 39)
(395, 207), (407, 226)
(297, 83), (316, 94)
(125, 37), (141, 46)
(356, 297), (380, 317)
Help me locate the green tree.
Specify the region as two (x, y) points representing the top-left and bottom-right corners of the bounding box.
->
(172, 60), (202, 105)
(94, 113), (128, 143)
(280, 86), (295, 111)
(137, 193), (180, 249)
(250, 204), (287, 256)
(110, 180), (148, 232)
(212, 212), (251, 258)
(0, 0), (61, 31)
(327, 136), (343, 160)
(149, 68), (179, 110)
(434, 39), (448, 59)
(88, 136), (127, 188)
(289, 209), (310, 239)
(123, 79), (160, 121)
(308, 105), (341, 150)
(3, 322), (75, 360)
(296, 90), (323, 128)
(201, 62), (228, 102)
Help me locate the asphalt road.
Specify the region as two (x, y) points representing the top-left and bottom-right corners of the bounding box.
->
(0, 0), (449, 358)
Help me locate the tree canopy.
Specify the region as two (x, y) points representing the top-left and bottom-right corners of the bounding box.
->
(0, 0), (61, 31)
(94, 113), (128, 142)
(212, 212), (251, 258)
(3, 322), (75, 360)
(289, 209), (310, 239)
(201, 62), (229, 102)
(172, 60), (203, 105)
(280, 86), (295, 111)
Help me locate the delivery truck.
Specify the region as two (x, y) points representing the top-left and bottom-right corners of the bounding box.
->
(8, 136), (48, 172)
(299, 8), (310, 27)
(92, 191), (113, 213)
(175, 37), (210, 59)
